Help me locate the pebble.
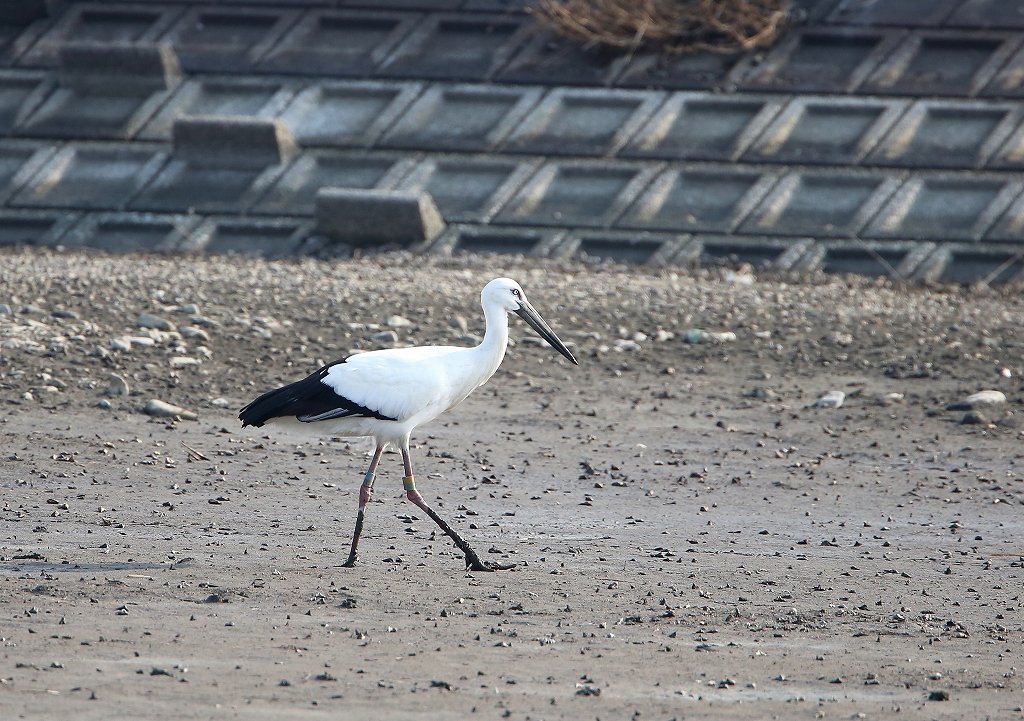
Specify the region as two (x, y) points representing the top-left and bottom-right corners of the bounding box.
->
(136, 313), (176, 332)
(104, 374), (130, 397)
(684, 329), (736, 344)
(960, 410), (989, 425)
(211, 398), (230, 408)
(143, 399), (198, 421)
(946, 390), (1006, 411)
(129, 336), (156, 347)
(0, 304), (11, 315)
(51, 309), (79, 319)
(372, 330), (398, 343)
(387, 315), (411, 328)
(449, 315), (468, 333)
(813, 390), (845, 408)
(180, 326), (210, 341)
(97, 399), (112, 410)
(109, 338), (132, 352)
(175, 304), (200, 315)
(614, 339), (641, 352)
(169, 356), (200, 368)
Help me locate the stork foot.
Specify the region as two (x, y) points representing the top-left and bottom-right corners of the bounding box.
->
(342, 554), (358, 568)
(465, 552), (515, 572)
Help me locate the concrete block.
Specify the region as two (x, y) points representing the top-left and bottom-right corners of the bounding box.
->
(256, 150), (414, 216)
(982, 188), (1024, 242)
(982, 42), (1024, 97)
(915, 242), (1024, 284)
(0, 209), (79, 247)
(741, 170), (900, 238)
(947, 0), (1024, 29)
(494, 160), (657, 228)
(503, 88), (663, 156)
(621, 92), (783, 161)
(61, 212), (200, 252)
(868, 101), (1020, 168)
(19, 44), (180, 140)
(742, 29), (896, 93)
(432, 224), (564, 257)
(57, 41), (180, 93)
(378, 14), (529, 81)
(315, 188), (445, 247)
(161, 6), (299, 73)
(182, 217), (314, 257)
(138, 77), (296, 141)
(277, 81), (420, 147)
(862, 32), (1016, 97)
(382, 83), (542, 152)
(130, 160), (283, 214)
(397, 155), (537, 222)
(498, 33), (627, 86)
(12, 142), (167, 210)
(616, 50), (744, 90)
(257, 10), (417, 75)
(617, 165), (776, 233)
(745, 97), (904, 164)
(172, 117), (297, 169)
(828, 0), (959, 26)
(19, 3), (183, 67)
(0, 140), (54, 204)
(678, 234), (812, 272)
(560, 230), (684, 265)
(864, 174), (1020, 241)
(798, 240), (935, 279)
(0, 70), (48, 134)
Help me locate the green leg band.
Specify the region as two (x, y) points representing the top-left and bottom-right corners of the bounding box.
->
(362, 471), (376, 488)
(403, 475), (416, 492)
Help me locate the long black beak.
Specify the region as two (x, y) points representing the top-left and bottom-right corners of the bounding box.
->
(514, 301), (579, 365)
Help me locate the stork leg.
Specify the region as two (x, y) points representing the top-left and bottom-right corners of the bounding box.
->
(342, 444), (385, 567)
(401, 446), (514, 572)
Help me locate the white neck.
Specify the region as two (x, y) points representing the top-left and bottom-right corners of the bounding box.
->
(474, 301), (510, 383)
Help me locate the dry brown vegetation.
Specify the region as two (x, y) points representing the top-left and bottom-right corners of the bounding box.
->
(530, 0), (789, 55)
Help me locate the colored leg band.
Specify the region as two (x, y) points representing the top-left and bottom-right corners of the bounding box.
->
(362, 471), (375, 487)
(403, 475), (416, 492)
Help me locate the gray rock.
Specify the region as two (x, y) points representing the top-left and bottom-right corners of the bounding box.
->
(946, 390), (1006, 411)
(136, 313), (176, 332)
(143, 399), (197, 421)
(812, 390), (845, 408)
(960, 410), (989, 425)
(371, 330), (398, 343)
(104, 374), (130, 397)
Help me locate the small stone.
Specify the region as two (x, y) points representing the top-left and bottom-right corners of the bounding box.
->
(169, 356), (200, 368)
(449, 316), (468, 333)
(97, 399), (112, 410)
(104, 374), (130, 397)
(51, 309), (79, 319)
(372, 330), (398, 343)
(180, 326), (210, 341)
(947, 390), (1006, 411)
(877, 392), (904, 406)
(175, 303), (200, 315)
(136, 313), (175, 332)
(128, 336), (156, 347)
(387, 315), (411, 328)
(0, 303), (11, 315)
(813, 390), (845, 409)
(211, 398), (230, 408)
(928, 690), (949, 701)
(143, 399), (198, 421)
(614, 339), (640, 352)
(110, 337), (132, 352)
(960, 410), (988, 425)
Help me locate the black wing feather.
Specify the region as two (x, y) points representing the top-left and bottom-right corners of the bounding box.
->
(238, 359), (396, 428)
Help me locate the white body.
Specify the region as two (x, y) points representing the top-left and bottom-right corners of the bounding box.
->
(268, 282), (514, 445)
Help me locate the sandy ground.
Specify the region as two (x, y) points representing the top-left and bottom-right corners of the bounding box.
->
(1, 247), (1022, 720)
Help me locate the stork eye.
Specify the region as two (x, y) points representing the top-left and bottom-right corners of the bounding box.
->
(511, 289), (521, 298)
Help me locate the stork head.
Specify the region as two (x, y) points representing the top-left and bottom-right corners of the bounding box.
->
(482, 278), (578, 365)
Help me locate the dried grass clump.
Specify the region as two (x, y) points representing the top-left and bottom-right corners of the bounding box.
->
(530, 0), (789, 55)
